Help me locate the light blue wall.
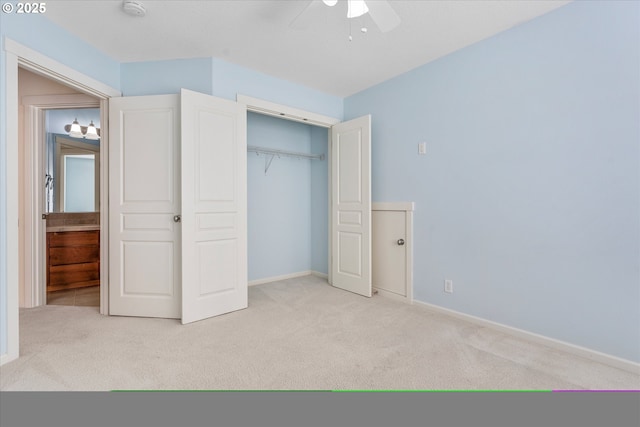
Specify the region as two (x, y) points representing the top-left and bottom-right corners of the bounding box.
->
(211, 58), (343, 119)
(310, 127), (329, 274)
(0, 13), (120, 89)
(247, 113), (312, 280)
(121, 58), (213, 96)
(1, 13), (120, 359)
(120, 57), (343, 120)
(345, 1), (640, 362)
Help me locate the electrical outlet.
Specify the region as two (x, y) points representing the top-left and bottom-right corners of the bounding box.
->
(444, 279), (453, 294)
(418, 142), (427, 155)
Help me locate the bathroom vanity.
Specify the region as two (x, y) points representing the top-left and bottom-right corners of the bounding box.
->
(46, 213), (100, 292)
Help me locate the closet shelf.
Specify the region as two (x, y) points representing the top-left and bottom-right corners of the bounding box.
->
(247, 145), (325, 174)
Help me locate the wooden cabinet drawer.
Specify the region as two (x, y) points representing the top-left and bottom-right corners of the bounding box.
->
(47, 230), (100, 292)
(49, 230), (98, 247)
(49, 245), (99, 266)
(49, 262), (100, 289)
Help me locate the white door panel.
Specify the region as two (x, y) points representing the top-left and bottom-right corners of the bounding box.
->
(180, 89), (247, 325)
(331, 115), (371, 297)
(372, 211), (406, 296)
(109, 95), (181, 318)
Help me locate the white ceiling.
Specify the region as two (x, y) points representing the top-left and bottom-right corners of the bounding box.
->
(43, 0), (571, 97)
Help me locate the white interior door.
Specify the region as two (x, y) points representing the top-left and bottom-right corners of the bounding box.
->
(109, 95), (181, 318)
(109, 90), (248, 322)
(331, 115), (372, 297)
(180, 89), (248, 324)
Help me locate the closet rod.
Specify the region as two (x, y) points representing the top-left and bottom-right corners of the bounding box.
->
(248, 145), (325, 174)
(247, 146), (325, 161)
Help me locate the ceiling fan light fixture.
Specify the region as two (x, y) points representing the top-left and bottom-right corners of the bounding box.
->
(347, 0), (369, 19)
(322, 0), (338, 6)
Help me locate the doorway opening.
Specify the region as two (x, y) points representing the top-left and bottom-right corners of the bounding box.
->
(18, 67), (103, 310)
(246, 111), (329, 286)
(43, 108), (102, 308)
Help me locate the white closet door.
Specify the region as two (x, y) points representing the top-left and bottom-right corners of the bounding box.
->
(180, 89), (248, 324)
(109, 95), (181, 318)
(331, 115), (372, 297)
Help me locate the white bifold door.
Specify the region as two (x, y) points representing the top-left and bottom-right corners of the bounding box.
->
(331, 115), (372, 297)
(109, 89), (247, 324)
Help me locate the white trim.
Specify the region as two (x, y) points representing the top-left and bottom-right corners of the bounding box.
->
(3, 50), (20, 365)
(405, 210), (414, 303)
(21, 94), (99, 109)
(4, 39), (120, 98)
(372, 202), (415, 211)
(310, 270), (328, 280)
(327, 131), (333, 286)
(0, 352), (18, 366)
(237, 94), (340, 128)
(413, 300), (640, 375)
(248, 271), (314, 287)
(3, 38), (117, 364)
(21, 94), (100, 309)
(373, 287), (411, 303)
(99, 99), (109, 316)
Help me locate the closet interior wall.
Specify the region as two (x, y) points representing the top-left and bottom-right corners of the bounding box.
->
(247, 112), (328, 283)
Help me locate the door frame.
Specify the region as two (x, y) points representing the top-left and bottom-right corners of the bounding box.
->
(237, 95), (341, 285)
(3, 38), (119, 365)
(20, 94), (101, 309)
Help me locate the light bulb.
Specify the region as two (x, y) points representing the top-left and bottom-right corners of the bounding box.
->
(85, 121), (100, 140)
(323, 0), (338, 6)
(347, 0), (368, 18)
(69, 119), (83, 138)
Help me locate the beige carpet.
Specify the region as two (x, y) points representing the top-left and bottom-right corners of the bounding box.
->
(1, 275), (638, 391)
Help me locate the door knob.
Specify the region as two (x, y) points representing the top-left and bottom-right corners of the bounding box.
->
(173, 215), (181, 223)
(397, 239), (405, 246)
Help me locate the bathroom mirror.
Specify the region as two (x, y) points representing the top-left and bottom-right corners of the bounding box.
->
(45, 134), (100, 213)
(45, 108), (101, 213)
(46, 135), (100, 213)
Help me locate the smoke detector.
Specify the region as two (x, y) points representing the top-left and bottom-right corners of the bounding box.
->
(122, 0), (146, 17)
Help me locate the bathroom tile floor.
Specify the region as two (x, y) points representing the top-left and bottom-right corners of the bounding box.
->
(47, 285), (100, 307)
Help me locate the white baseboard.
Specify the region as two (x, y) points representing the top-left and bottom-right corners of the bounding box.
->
(0, 352), (19, 367)
(310, 271), (328, 280)
(249, 271), (314, 287)
(374, 287), (411, 303)
(413, 300), (640, 375)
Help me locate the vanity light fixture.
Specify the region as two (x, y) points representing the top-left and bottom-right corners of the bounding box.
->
(67, 118), (83, 138)
(84, 121), (100, 140)
(64, 119), (101, 140)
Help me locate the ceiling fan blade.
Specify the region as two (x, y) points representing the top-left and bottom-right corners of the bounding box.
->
(289, 0), (324, 30)
(366, 0), (401, 33)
